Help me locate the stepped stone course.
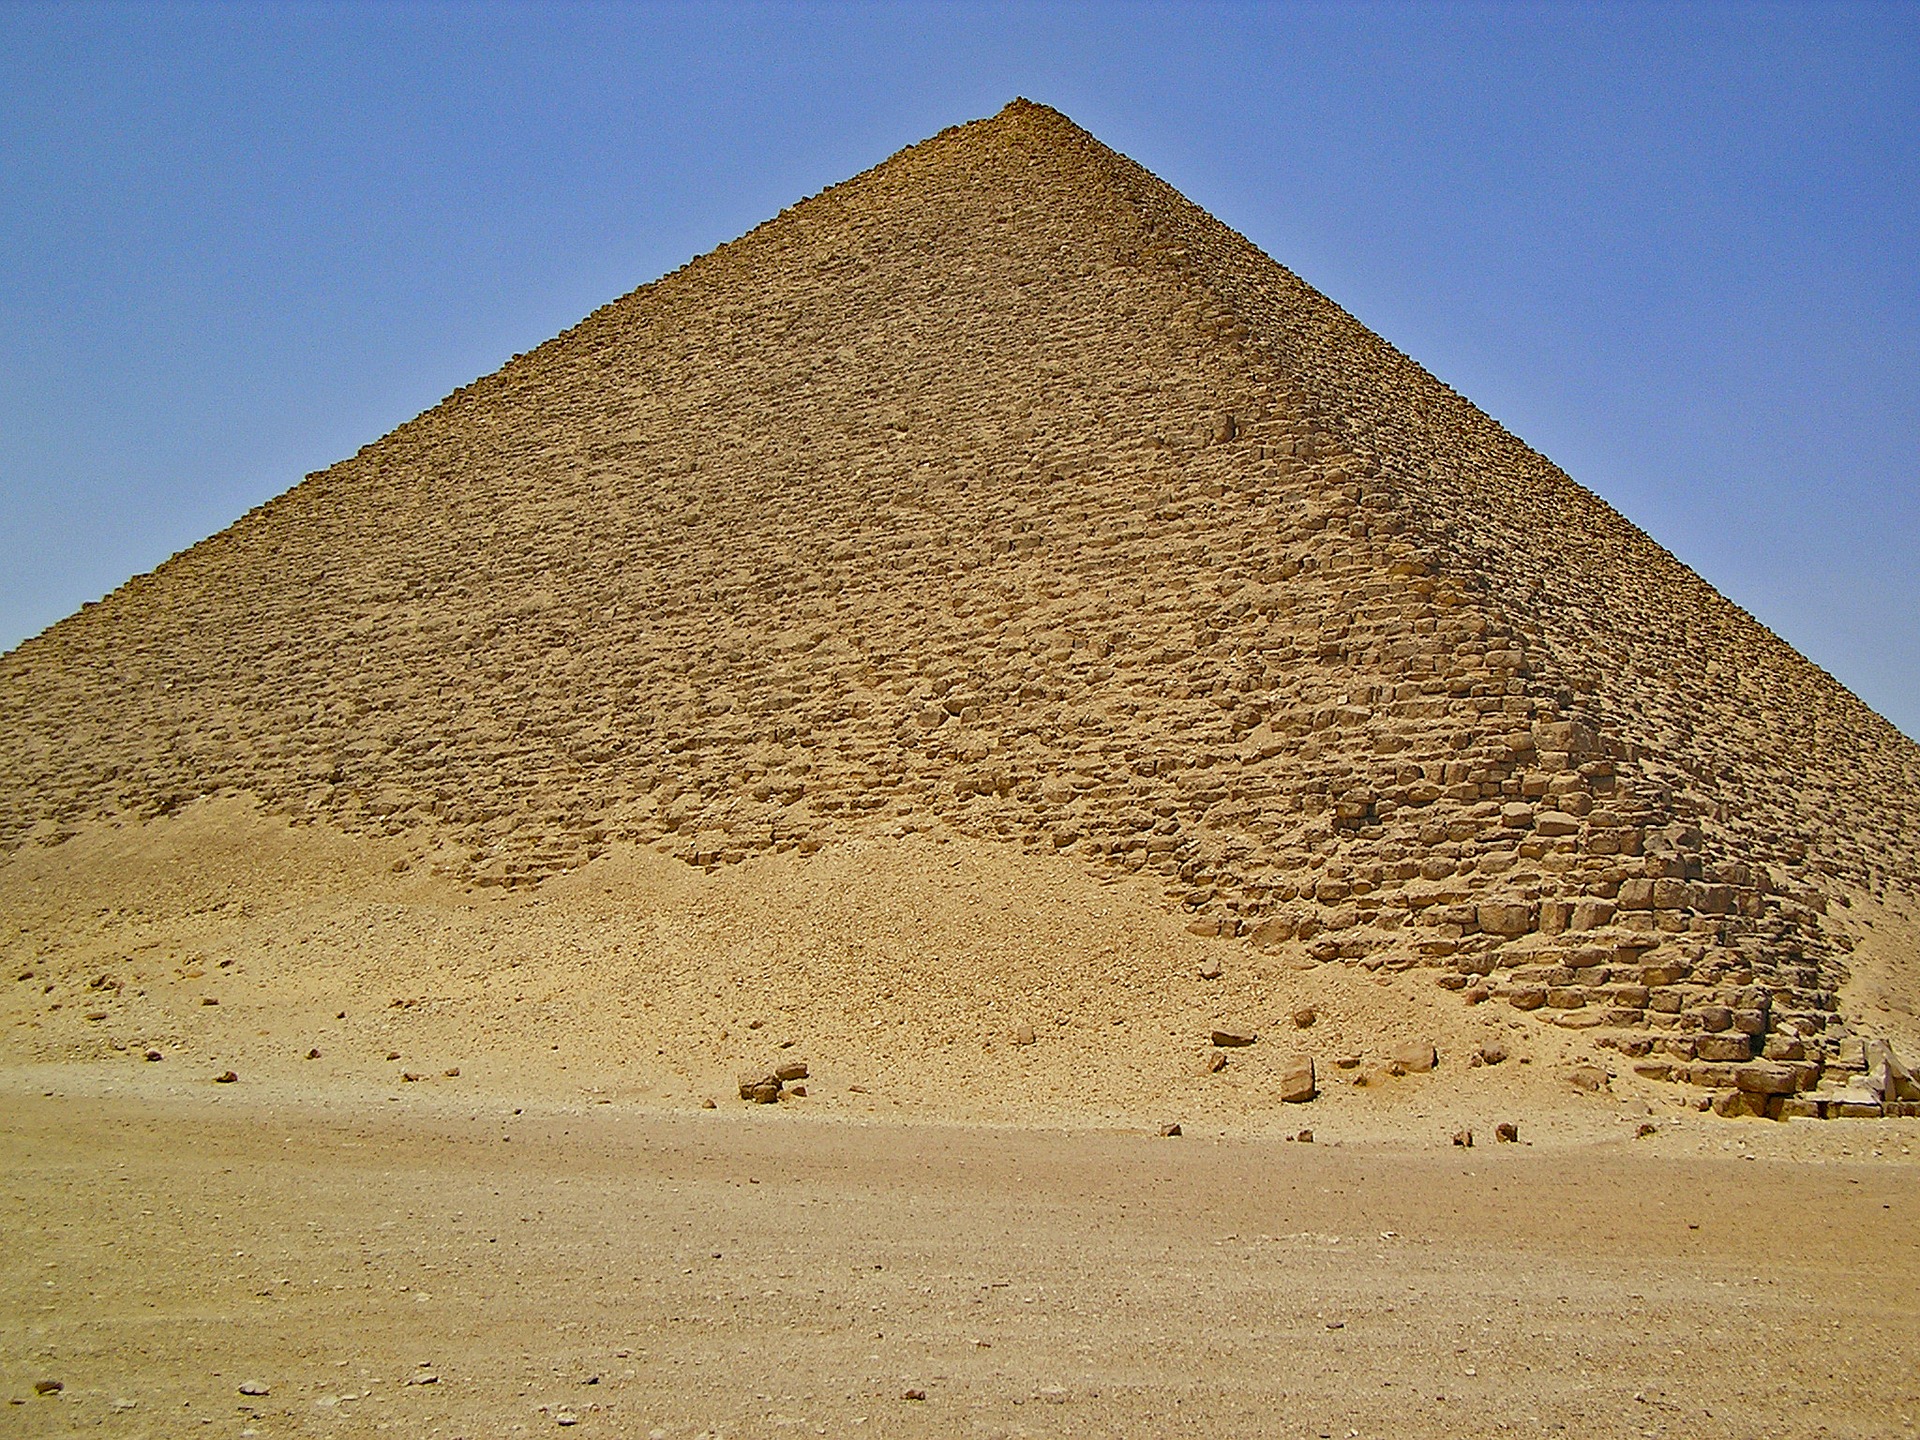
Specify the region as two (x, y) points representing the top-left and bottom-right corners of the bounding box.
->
(2, 100), (1916, 1111)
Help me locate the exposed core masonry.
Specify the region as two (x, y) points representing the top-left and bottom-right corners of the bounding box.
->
(3, 101), (1917, 1117)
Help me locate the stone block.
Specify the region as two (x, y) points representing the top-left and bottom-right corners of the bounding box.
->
(1733, 1062), (1797, 1096)
(1695, 1034), (1752, 1063)
(1711, 1090), (1771, 1119)
(1477, 901), (1534, 937)
(1616, 878), (1655, 910)
(1278, 1056), (1317, 1103)
(1569, 899), (1615, 930)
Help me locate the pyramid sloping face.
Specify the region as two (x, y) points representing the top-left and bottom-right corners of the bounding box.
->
(3, 100), (1916, 1090)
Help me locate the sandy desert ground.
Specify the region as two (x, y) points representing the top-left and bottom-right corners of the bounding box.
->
(4, 801), (1919, 1437)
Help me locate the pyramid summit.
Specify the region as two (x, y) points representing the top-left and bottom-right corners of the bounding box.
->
(3, 99), (1917, 1115)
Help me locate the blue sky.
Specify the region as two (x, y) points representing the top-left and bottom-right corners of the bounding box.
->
(2, 1), (1916, 738)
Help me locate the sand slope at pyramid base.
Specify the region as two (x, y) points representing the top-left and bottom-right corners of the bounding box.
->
(0, 797), (1716, 1137)
(1833, 886), (1920, 1054)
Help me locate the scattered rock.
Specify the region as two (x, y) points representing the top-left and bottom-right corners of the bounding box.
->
(214, 1070), (238, 1084)
(1636, 1123), (1658, 1138)
(902, 1388), (927, 1401)
(773, 1059), (809, 1083)
(1197, 958), (1222, 980)
(1478, 1040), (1508, 1066)
(1278, 1055), (1316, 1103)
(143, 1049), (162, 1062)
(443, 1067), (459, 1078)
(386, 1051), (401, 1061)
(1387, 1040), (1437, 1073)
(1011, 1024), (1037, 1046)
(1495, 1122), (1519, 1143)
(1452, 1129), (1473, 1147)
(1332, 1054), (1361, 1070)
(738, 1073), (782, 1104)
(1211, 1026), (1257, 1048)
(33, 1379), (61, 1395)
(1158, 1122), (1182, 1137)
(1291, 1006), (1317, 1028)
(238, 1382), (269, 1397)
(406, 1372), (439, 1386)
(1566, 1064), (1611, 1093)
(1295, 1128), (1313, 1143)
(1205, 1051), (1228, 1074)
(553, 1408), (581, 1426)
(700, 1098), (717, 1109)
(305, 1048), (321, 1060)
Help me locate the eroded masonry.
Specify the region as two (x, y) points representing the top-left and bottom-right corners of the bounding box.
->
(3, 101), (1916, 1116)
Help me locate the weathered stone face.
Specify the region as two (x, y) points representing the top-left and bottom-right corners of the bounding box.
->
(1, 99), (1914, 1115)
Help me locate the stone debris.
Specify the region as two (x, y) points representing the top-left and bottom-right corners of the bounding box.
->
(214, 1070), (237, 1084)
(1291, 1006), (1318, 1028)
(738, 1073), (783, 1104)
(1158, 1122), (1182, 1136)
(238, 1382), (269, 1396)
(1278, 1055), (1317, 1103)
(33, 1379), (61, 1395)
(1566, 1064), (1611, 1093)
(1211, 1027), (1257, 1048)
(1495, 1122), (1519, 1143)
(0, 100), (1915, 1123)
(1386, 1041), (1437, 1075)
(1452, 1129), (1473, 1147)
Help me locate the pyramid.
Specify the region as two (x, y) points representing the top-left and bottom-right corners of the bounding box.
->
(3, 100), (1917, 1114)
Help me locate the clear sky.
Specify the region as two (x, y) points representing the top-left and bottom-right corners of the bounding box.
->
(2, 2), (1916, 738)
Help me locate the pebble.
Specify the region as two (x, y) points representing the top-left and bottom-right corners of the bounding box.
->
(1211, 1026), (1257, 1048)
(33, 1379), (61, 1395)
(1158, 1122), (1182, 1137)
(902, 1388), (927, 1401)
(214, 1070), (238, 1084)
(1495, 1122), (1519, 1143)
(1452, 1129), (1473, 1147)
(238, 1381), (269, 1396)
(1291, 1006), (1317, 1028)
(1197, 958), (1222, 980)
(143, 1049), (162, 1062)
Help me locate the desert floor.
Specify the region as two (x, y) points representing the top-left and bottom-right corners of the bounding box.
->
(4, 801), (1918, 1437)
